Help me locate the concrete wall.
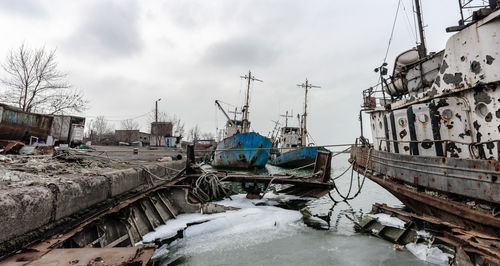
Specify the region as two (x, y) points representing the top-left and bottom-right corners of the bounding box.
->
(0, 160), (185, 245)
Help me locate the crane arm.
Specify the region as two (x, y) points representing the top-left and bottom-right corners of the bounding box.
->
(215, 100), (238, 129)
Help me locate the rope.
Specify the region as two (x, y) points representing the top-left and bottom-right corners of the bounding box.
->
(287, 146), (352, 172)
(191, 172), (232, 202)
(140, 166), (172, 181)
(260, 176), (278, 199)
(329, 148), (372, 202)
(195, 143), (355, 153)
(383, 0), (402, 63)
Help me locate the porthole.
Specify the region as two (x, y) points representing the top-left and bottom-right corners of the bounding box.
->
(475, 103), (488, 117)
(442, 109), (453, 120)
(398, 118), (407, 127)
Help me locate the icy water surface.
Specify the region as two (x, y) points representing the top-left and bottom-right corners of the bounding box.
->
(144, 154), (431, 265)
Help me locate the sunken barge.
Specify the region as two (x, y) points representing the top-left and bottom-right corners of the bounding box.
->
(351, 2), (500, 264)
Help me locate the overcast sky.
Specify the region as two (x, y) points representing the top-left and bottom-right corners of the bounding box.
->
(0, 0), (469, 145)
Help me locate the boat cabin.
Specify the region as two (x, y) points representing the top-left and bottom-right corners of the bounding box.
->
(223, 120), (249, 138)
(276, 126), (302, 151)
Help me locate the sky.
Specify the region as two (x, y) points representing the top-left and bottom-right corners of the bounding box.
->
(0, 0), (470, 145)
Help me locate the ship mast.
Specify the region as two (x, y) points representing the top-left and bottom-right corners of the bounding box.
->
(297, 79), (320, 146)
(414, 0), (427, 58)
(240, 70), (263, 133)
(280, 110), (293, 127)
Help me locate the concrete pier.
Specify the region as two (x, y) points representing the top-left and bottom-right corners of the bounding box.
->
(0, 158), (185, 252)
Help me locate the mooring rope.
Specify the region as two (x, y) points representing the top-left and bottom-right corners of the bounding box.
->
(329, 148), (372, 203)
(191, 172), (232, 202)
(288, 147), (352, 172)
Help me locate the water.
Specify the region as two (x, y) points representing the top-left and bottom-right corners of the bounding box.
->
(145, 154), (431, 265)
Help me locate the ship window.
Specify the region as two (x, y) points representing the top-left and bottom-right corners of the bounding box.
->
(442, 109), (453, 120)
(475, 103), (488, 117)
(379, 121), (383, 129)
(398, 118), (406, 127)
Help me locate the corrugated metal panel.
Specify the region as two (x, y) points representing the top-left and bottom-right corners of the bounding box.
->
(0, 105), (53, 141)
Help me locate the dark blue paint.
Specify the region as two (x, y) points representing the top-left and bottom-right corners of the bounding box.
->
(270, 146), (328, 168)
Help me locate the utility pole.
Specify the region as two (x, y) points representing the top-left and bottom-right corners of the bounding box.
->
(240, 70), (263, 133)
(155, 98), (161, 146)
(414, 0), (427, 58)
(280, 110), (293, 127)
(297, 79), (320, 146)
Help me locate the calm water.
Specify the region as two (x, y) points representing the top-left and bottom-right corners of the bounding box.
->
(150, 154), (429, 265)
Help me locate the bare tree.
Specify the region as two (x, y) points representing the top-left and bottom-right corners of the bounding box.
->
(188, 125), (200, 143)
(171, 114), (185, 138)
(201, 132), (215, 140)
(90, 116), (113, 143)
(0, 44), (87, 114)
(121, 119), (139, 130)
(120, 119), (140, 143)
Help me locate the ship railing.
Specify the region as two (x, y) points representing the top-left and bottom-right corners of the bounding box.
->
(376, 138), (500, 159)
(195, 143), (353, 153)
(362, 81), (403, 109)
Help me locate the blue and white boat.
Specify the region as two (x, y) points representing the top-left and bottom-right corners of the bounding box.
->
(270, 127), (327, 168)
(211, 71), (272, 169)
(270, 79), (327, 168)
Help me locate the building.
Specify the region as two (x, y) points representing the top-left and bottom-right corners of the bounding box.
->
(151, 122), (173, 137)
(150, 122), (173, 146)
(114, 130), (150, 146)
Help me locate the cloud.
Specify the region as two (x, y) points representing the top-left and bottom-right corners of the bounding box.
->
(65, 0), (143, 59)
(202, 37), (280, 68)
(0, 0), (46, 17)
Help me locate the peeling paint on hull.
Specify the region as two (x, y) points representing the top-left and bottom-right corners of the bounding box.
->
(211, 132), (272, 169)
(270, 146), (328, 168)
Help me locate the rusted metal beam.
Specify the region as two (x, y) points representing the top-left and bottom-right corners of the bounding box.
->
(2, 245), (156, 265)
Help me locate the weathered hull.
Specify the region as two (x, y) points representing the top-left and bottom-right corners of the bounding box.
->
(350, 146), (500, 237)
(270, 146), (327, 168)
(211, 132), (272, 169)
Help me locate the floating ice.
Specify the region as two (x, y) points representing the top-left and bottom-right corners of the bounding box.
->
(405, 243), (453, 265)
(141, 194), (304, 256)
(416, 230), (432, 239)
(368, 213), (406, 229)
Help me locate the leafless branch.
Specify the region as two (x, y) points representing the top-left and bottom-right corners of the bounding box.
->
(0, 44), (88, 114)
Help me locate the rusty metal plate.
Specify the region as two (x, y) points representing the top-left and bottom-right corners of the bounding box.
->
(6, 245), (156, 266)
(351, 146), (500, 203)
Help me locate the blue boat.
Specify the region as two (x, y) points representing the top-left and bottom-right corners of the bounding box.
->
(271, 146), (327, 168)
(211, 71), (271, 169)
(270, 79), (327, 168)
(211, 132), (272, 169)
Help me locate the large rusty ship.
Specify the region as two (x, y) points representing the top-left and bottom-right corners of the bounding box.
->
(350, 0), (500, 245)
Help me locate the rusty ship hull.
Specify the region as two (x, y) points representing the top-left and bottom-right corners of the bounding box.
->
(350, 146), (500, 237)
(351, 4), (500, 262)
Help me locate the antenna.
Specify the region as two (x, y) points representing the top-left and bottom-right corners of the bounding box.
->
(280, 110), (293, 128)
(297, 79), (320, 146)
(228, 107), (240, 122)
(240, 70), (263, 133)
